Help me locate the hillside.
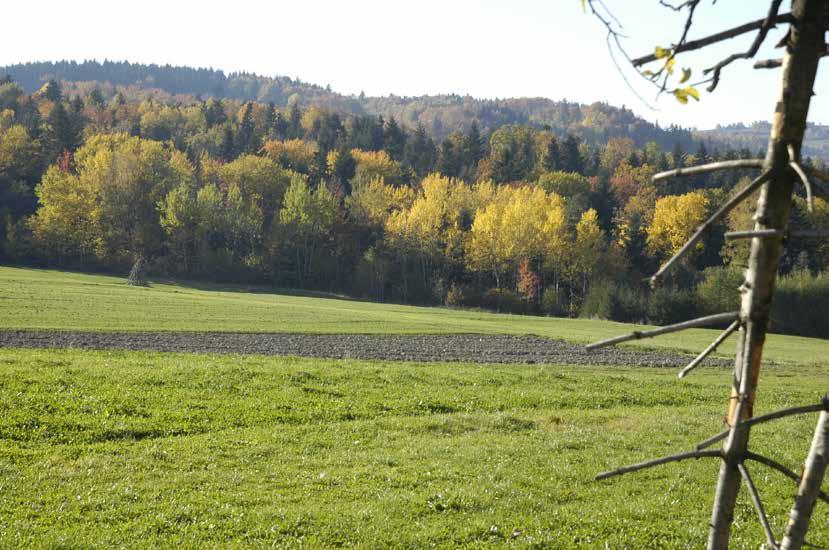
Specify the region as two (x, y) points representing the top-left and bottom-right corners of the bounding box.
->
(0, 60), (700, 150)
(697, 121), (829, 161)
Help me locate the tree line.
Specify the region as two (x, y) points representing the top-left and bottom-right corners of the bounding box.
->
(1, 61), (704, 148)
(2, 76), (828, 336)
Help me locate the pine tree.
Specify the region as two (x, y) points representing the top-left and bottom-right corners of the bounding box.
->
(560, 134), (583, 173)
(69, 96), (85, 143)
(46, 102), (78, 157)
(463, 121), (483, 169)
(88, 88), (105, 108)
(671, 142), (685, 168)
(288, 102), (302, 139)
(405, 124), (434, 178)
(383, 117), (406, 161)
(202, 98), (226, 128)
(332, 147), (356, 196)
(220, 125), (235, 161)
(542, 135), (560, 172)
(695, 141), (710, 165)
(273, 112), (288, 140)
(237, 102), (255, 154)
(264, 102), (277, 138)
(42, 79), (62, 102)
(437, 139), (459, 177)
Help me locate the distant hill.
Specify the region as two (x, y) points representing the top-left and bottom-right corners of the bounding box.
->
(5, 59), (822, 158)
(696, 121), (829, 161)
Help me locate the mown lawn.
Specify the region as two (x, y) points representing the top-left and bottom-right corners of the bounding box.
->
(0, 348), (826, 547)
(1, 266), (827, 365)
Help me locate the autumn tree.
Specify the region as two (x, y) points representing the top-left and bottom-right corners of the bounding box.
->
(277, 173), (338, 286)
(646, 191), (710, 259)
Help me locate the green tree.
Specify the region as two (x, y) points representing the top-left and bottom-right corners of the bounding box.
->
(278, 174), (338, 286)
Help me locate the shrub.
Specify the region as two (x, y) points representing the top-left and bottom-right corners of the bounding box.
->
(696, 266), (742, 315)
(580, 281), (647, 322)
(773, 270), (829, 338)
(482, 288), (526, 314)
(541, 287), (567, 317)
(444, 283), (466, 307)
(647, 287), (697, 325)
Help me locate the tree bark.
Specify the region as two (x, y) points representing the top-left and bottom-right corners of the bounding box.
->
(780, 411), (829, 550)
(707, 2), (825, 548)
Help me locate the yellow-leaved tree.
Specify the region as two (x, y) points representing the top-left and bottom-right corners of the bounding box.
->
(568, 208), (605, 294)
(466, 186), (567, 288)
(385, 174), (474, 294)
(646, 191), (709, 259)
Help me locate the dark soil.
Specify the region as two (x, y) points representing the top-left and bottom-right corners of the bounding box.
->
(0, 330), (732, 368)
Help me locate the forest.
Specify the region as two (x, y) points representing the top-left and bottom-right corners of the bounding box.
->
(1, 69), (828, 337)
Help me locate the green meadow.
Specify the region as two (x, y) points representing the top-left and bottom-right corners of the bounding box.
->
(1, 266), (827, 365)
(0, 349), (826, 548)
(1, 266), (827, 547)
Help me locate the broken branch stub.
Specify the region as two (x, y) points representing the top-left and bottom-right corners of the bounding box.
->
(678, 320), (741, 379)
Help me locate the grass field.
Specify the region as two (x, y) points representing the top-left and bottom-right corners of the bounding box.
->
(1, 348), (827, 547)
(2, 266), (828, 546)
(1, 266), (828, 365)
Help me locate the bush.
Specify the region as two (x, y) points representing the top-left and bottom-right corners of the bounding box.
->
(541, 287), (567, 317)
(696, 266), (743, 315)
(481, 288), (526, 314)
(647, 287), (697, 325)
(580, 281), (647, 323)
(772, 270), (829, 338)
(444, 283), (466, 307)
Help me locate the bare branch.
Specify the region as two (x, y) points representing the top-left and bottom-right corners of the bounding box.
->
(678, 320), (740, 378)
(650, 170), (771, 285)
(738, 463), (779, 549)
(658, 0), (696, 12)
(596, 449), (722, 481)
(745, 451), (829, 506)
(755, 46), (829, 69)
(725, 229), (829, 240)
(653, 159), (764, 181)
(807, 172), (829, 203)
(704, 0), (786, 91)
(724, 229), (783, 240)
(585, 0), (658, 109)
(632, 13), (794, 67)
(792, 230), (829, 238)
(781, 411), (829, 549)
(586, 312), (739, 351)
(789, 144), (815, 212)
(755, 58), (784, 69)
(697, 398), (829, 451)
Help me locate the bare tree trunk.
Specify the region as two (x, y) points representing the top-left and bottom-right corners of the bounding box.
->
(127, 255), (147, 287)
(780, 411), (829, 550)
(707, 2), (825, 548)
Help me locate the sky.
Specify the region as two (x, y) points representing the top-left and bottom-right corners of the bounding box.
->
(1, 0), (825, 130)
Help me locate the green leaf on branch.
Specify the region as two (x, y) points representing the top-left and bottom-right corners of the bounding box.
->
(679, 68), (692, 84)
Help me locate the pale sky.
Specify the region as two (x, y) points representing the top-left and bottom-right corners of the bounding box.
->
(2, 0), (825, 129)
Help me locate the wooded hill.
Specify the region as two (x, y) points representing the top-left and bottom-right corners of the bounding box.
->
(1, 60), (701, 150)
